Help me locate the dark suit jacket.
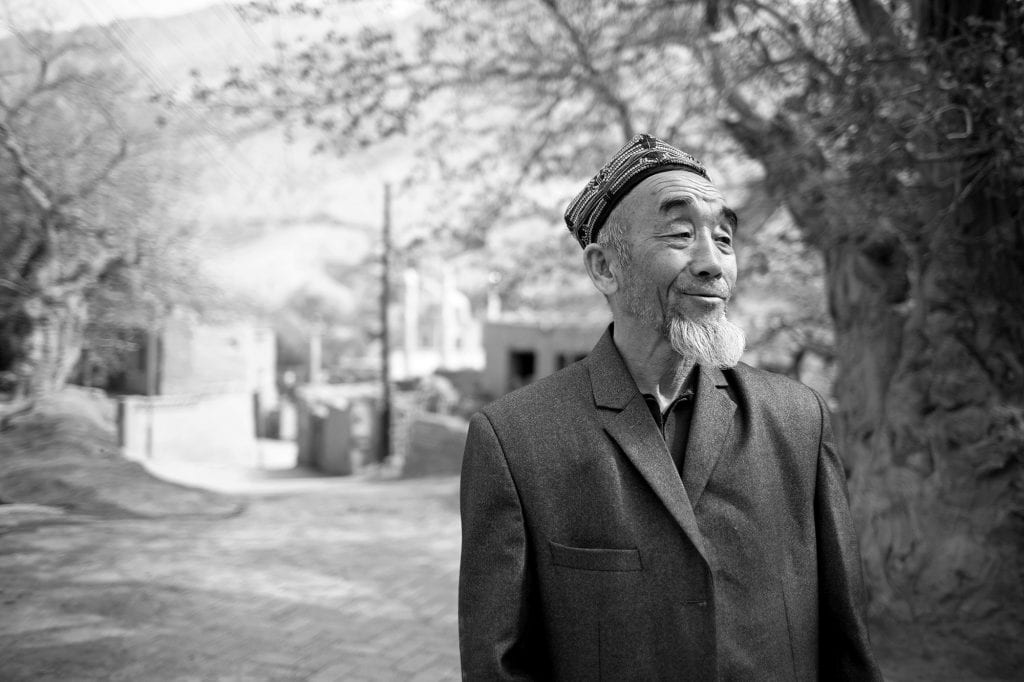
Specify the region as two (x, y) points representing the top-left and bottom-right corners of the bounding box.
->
(459, 328), (881, 681)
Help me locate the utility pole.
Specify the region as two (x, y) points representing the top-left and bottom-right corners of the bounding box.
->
(144, 328), (159, 460)
(308, 317), (324, 384)
(379, 183), (392, 463)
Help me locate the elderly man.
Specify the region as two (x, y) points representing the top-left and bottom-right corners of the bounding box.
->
(458, 134), (881, 681)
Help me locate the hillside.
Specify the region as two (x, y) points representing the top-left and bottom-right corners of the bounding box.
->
(45, 2), (450, 309)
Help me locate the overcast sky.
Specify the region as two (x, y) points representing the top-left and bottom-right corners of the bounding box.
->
(69, 0), (219, 23)
(2, 0), (221, 35)
(3, 0), (418, 37)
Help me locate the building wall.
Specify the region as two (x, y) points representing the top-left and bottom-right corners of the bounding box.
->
(389, 267), (484, 380)
(117, 316), (278, 465)
(482, 320), (607, 398)
(120, 316), (277, 406)
(120, 392), (258, 466)
(160, 318), (276, 401)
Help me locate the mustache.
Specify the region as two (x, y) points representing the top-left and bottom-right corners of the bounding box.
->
(671, 280), (732, 299)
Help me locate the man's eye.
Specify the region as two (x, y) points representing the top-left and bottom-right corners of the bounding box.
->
(716, 234), (732, 245)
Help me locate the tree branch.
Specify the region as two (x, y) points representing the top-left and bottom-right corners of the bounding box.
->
(6, 71), (83, 119)
(535, 0), (635, 141)
(55, 102), (130, 208)
(731, 0), (840, 83)
(0, 120), (56, 212)
(847, 0), (897, 42)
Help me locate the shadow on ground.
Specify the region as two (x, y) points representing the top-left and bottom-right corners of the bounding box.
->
(0, 388), (243, 521)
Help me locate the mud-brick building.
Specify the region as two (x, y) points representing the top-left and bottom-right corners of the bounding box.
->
(118, 310), (277, 465)
(481, 312), (608, 398)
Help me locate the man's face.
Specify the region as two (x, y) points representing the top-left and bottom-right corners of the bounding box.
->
(612, 170), (738, 332)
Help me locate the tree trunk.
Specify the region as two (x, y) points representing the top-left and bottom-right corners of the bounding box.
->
(846, 184), (1024, 612)
(0, 295), (89, 398)
(831, 186), (1024, 681)
(724, 105), (1024, 671)
(844, 0), (1024, 639)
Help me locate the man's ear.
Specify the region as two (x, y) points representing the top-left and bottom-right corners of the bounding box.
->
(583, 243), (619, 296)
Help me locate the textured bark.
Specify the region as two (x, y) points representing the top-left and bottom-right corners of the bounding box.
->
(733, 136), (1024, 672)
(853, 1), (1024, 630)
(1, 31), (141, 400)
(718, 1), (1024, 660)
(0, 207), (95, 398)
(855, 188), (1024, 616)
(0, 295), (89, 398)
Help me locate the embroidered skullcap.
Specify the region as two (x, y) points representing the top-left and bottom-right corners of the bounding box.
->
(564, 133), (710, 248)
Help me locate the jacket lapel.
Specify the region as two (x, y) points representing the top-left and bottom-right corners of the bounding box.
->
(682, 364), (736, 507)
(588, 327), (709, 565)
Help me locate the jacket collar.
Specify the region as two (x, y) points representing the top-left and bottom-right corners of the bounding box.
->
(588, 324), (643, 410)
(588, 324), (737, 563)
(683, 360), (736, 506)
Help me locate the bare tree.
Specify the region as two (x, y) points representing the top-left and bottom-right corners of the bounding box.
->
(0, 23), (206, 397)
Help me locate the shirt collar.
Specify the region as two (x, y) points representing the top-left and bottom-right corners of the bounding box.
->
(588, 323), (702, 409)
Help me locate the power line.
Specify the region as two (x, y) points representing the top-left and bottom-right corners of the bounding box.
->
(78, 0), (249, 187)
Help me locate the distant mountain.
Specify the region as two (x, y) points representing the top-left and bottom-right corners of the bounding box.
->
(47, 3), (436, 309)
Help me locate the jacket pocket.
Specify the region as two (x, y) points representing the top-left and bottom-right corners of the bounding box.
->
(549, 540), (643, 571)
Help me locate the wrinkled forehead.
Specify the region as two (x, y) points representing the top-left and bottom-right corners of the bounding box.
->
(631, 170), (726, 210)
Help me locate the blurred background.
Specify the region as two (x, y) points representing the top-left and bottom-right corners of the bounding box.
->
(0, 1), (1021, 680)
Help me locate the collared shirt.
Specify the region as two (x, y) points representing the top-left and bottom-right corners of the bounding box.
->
(642, 386), (695, 476)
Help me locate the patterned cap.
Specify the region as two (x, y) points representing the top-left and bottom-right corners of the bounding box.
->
(564, 133), (710, 248)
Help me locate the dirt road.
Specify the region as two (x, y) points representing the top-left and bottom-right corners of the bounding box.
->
(0, 473), (461, 681)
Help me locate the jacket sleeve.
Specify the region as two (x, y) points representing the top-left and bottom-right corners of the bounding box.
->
(458, 411), (547, 681)
(813, 392), (884, 681)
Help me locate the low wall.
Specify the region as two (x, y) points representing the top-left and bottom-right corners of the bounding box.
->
(400, 412), (469, 478)
(294, 385), (381, 475)
(119, 392), (257, 467)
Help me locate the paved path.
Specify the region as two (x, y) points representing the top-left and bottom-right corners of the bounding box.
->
(2, 452), (1008, 681)
(0, 468), (462, 681)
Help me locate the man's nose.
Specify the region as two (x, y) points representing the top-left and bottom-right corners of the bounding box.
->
(689, 231), (723, 279)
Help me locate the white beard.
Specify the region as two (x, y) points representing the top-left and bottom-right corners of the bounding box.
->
(617, 258), (746, 368)
(664, 314), (746, 369)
